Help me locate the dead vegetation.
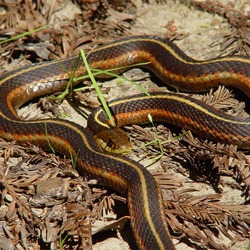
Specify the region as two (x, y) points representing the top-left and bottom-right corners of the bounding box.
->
(188, 0), (250, 55)
(0, 0), (249, 249)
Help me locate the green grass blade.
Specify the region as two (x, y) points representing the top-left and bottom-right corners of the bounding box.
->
(0, 25), (48, 45)
(73, 62), (151, 96)
(79, 49), (115, 126)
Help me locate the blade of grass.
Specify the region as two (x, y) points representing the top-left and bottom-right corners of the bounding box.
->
(139, 114), (188, 161)
(44, 123), (56, 154)
(59, 229), (70, 250)
(0, 25), (48, 45)
(51, 67), (76, 100)
(73, 62), (151, 96)
(92, 68), (150, 96)
(79, 49), (115, 126)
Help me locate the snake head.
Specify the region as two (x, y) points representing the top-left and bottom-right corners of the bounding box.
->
(94, 127), (132, 154)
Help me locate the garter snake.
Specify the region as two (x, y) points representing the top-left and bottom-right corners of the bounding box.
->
(0, 36), (249, 249)
(88, 91), (250, 154)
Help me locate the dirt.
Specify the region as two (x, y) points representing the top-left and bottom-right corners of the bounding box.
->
(0, 0), (249, 250)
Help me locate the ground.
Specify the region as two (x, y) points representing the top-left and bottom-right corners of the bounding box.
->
(0, 1), (249, 250)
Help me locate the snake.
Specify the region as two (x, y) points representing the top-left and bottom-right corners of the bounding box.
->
(0, 35), (249, 250)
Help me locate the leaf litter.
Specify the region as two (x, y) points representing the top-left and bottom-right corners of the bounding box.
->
(0, 0), (249, 249)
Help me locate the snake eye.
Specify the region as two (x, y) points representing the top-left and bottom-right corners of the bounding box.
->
(106, 139), (114, 149)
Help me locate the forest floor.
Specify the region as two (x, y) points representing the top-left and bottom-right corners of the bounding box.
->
(0, 0), (249, 249)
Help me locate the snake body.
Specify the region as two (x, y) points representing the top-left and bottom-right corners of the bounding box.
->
(88, 91), (250, 154)
(0, 36), (250, 249)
